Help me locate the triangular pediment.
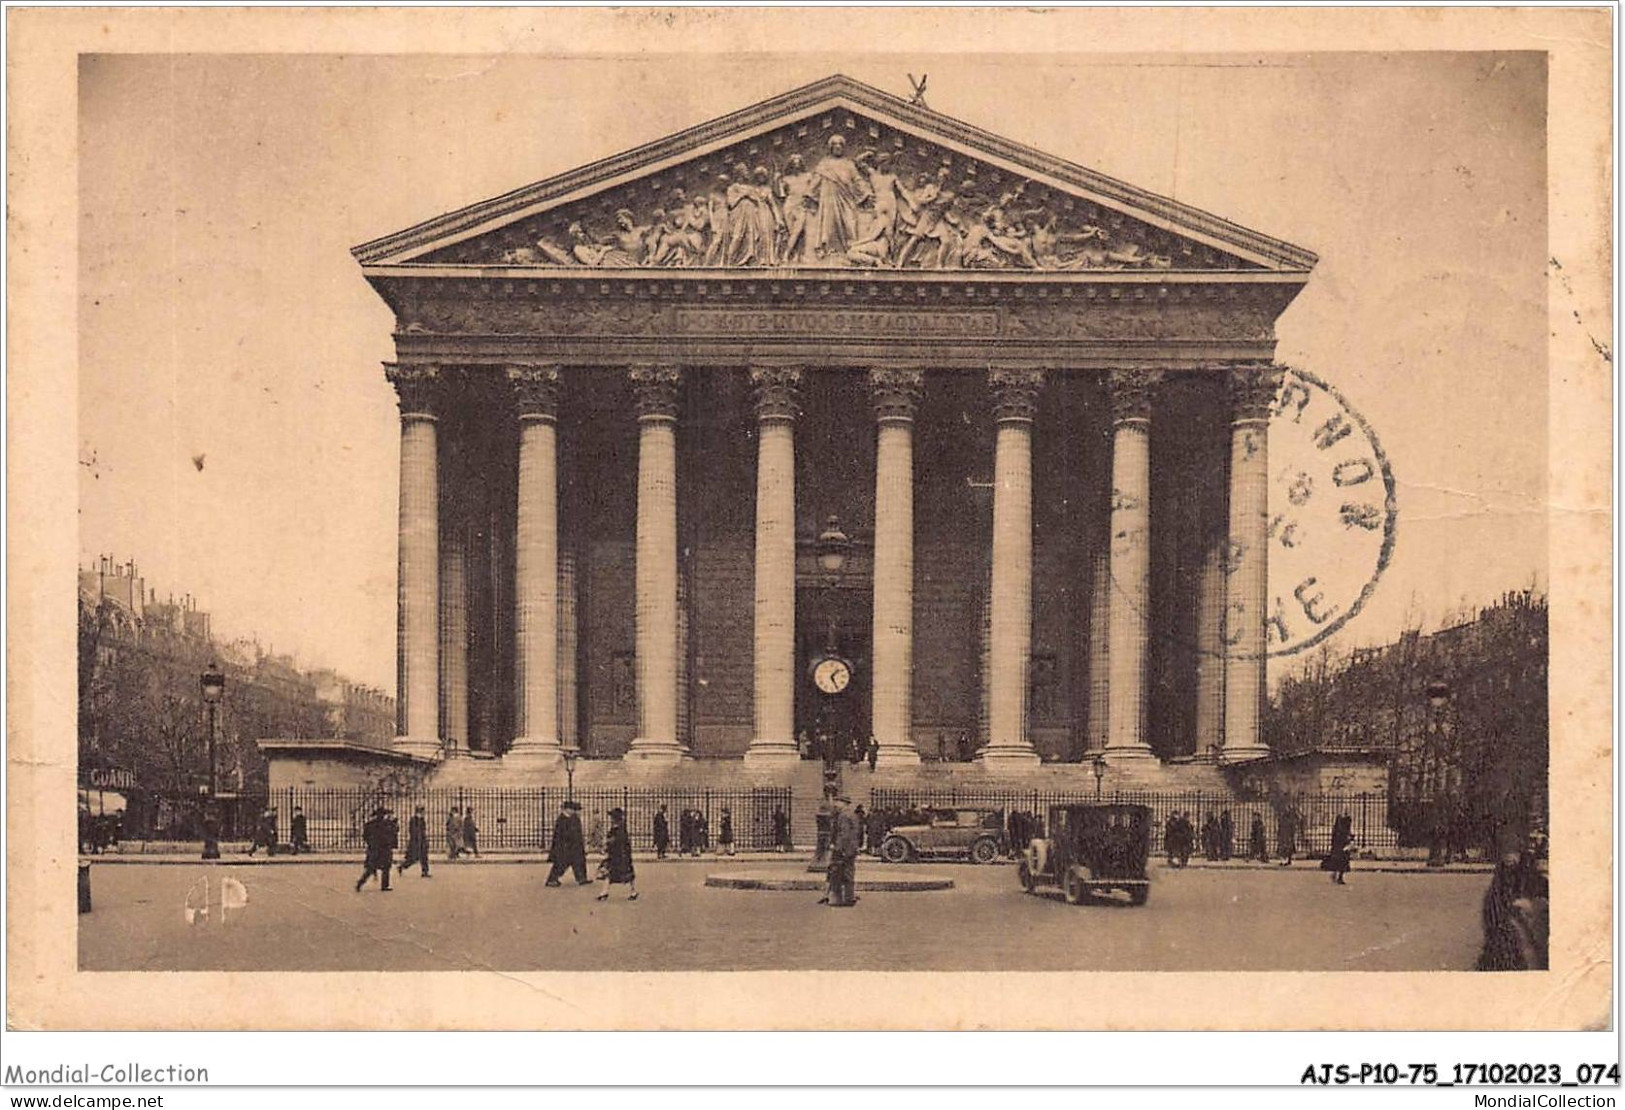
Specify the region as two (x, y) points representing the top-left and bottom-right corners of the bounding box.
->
(355, 75), (1315, 276)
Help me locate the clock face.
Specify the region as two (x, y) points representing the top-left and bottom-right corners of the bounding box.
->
(812, 656), (852, 695)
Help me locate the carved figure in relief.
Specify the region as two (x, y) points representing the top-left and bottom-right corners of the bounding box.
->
(844, 151), (916, 267)
(897, 170), (955, 273)
(703, 174), (732, 267)
(959, 204), (1039, 269)
(776, 153), (816, 263)
(806, 133), (873, 262)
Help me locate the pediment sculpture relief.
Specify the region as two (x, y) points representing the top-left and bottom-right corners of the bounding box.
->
(437, 114), (1253, 273)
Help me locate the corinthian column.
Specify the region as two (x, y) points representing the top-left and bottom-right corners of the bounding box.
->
(1103, 369), (1162, 759)
(387, 364), (442, 758)
(744, 366), (802, 765)
(627, 364), (686, 762)
(870, 367), (924, 766)
(1222, 362), (1282, 763)
(979, 366), (1043, 767)
(507, 364), (563, 762)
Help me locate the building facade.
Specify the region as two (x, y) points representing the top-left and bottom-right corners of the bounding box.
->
(267, 76), (1318, 792)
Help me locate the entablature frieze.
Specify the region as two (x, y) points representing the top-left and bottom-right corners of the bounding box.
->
(374, 272), (1299, 351)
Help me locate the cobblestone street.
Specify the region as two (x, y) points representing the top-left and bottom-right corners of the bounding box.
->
(79, 859), (1491, 972)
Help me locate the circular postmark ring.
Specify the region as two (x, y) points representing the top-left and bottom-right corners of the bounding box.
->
(1254, 365), (1397, 659)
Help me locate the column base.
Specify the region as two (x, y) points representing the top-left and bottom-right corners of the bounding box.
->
(1101, 744), (1159, 760)
(977, 744), (1041, 767)
(1219, 744), (1272, 765)
(391, 737), (443, 761)
(874, 743), (921, 767)
(504, 739), (564, 764)
(625, 739), (689, 764)
(743, 742), (800, 766)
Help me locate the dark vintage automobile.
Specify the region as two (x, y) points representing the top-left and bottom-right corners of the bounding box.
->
(1018, 803), (1152, 905)
(878, 806), (1007, 864)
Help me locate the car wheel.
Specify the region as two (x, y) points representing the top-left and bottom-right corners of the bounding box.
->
(1063, 869), (1085, 905)
(879, 837), (912, 864)
(970, 838), (999, 865)
(1129, 885), (1150, 907)
(1017, 860), (1035, 893)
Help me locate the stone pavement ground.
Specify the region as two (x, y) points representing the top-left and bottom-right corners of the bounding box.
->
(79, 859), (1491, 973)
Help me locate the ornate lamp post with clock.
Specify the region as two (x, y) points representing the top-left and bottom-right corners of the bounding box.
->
(808, 517), (852, 873)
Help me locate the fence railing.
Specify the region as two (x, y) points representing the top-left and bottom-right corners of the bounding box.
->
(243, 786), (794, 853)
(868, 788), (1397, 857)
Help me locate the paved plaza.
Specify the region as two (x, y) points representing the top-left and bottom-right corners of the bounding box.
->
(79, 859), (1491, 972)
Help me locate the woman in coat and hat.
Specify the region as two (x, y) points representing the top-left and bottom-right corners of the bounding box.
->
(595, 807), (638, 902)
(1321, 812), (1354, 885)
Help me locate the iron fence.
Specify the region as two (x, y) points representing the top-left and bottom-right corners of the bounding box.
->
(869, 788), (1397, 857)
(251, 785), (793, 853)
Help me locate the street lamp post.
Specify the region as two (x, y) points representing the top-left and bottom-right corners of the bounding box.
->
(562, 745), (579, 805)
(199, 664), (226, 861)
(1092, 753), (1108, 801)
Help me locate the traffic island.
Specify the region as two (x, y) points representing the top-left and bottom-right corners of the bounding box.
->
(705, 866), (954, 892)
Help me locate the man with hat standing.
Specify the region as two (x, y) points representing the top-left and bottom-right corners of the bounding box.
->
(355, 806), (396, 892)
(545, 800), (590, 887)
(398, 804), (431, 878)
(826, 794), (862, 908)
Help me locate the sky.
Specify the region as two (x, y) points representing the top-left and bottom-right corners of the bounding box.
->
(78, 51), (1549, 691)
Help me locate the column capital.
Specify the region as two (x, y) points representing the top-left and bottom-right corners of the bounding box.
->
(1107, 368), (1165, 425)
(385, 363), (441, 418)
(989, 366), (1045, 424)
(506, 363), (561, 421)
(629, 364), (683, 421)
(1226, 361), (1284, 423)
(749, 366), (803, 423)
(869, 367), (924, 424)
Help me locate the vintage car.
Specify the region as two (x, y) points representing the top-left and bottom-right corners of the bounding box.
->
(1018, 803), (1152, 905)
(878, 806), (1006, 864)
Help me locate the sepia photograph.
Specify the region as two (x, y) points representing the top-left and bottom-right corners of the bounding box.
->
(6, 6), (1612, 1046)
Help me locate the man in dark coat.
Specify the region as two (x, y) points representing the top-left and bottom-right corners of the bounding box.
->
(462, 807), (480, 857)
(355, 806), (396, 891)
(1249, 813), (1269, 862)
(772, 806), (791, 852)
(1276, 807), (1298, 865)
(1164, 813), (1181, 866)
(653, 804), (670, 859)
(1219, 810), (1235, 861)
(718, 808), (735, 856)
(398, 804), (431, 877)
(290, 806), (309, 855)
(546, 800), (589, 886)
(826, 795), (862, 907)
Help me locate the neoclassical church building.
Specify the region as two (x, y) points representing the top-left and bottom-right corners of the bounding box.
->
(263, 76), (1317, 795)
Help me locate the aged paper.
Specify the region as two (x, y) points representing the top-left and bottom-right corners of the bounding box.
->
(8, 7), (1611, 1031)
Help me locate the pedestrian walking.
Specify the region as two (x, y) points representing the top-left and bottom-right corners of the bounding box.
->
(1276, 807), (1298, 865)
(718, 808), (735, 856)
(772, 806), (791, 852)
(398, 804), (431, 878)
(290, 806), (309, 855)
(1164, 813), (1181, 866)
(853, 804), (867, 854)
(462, 807), (481, 857)
(594, 808), (639, 902)
(823, 795), (862, 907)
(354, 806), (396, 892)
(445, 806), (463, 860)
(693, 810), (709, 856)
(1321, 812), (1354, 885)
(1249, 813), (1269, 862)
(866, 735), (879, 771)
(546, 800), (590, 886)
(653, 804), (670, 859)
(677, 808), (693, 856)
(1219, 809), (1234, 861)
